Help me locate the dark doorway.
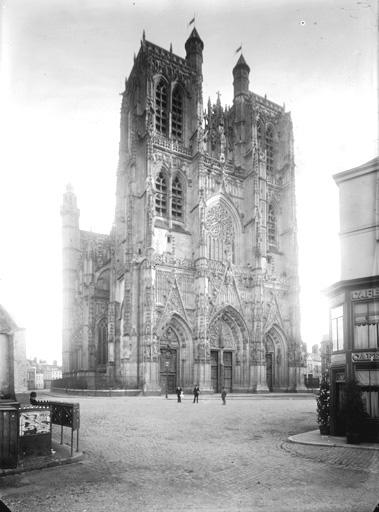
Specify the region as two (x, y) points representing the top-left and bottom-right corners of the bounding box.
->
(160, 348), (177, 394)
(211, 350), (219, 392)
(223, 351), (232, 392)
(266, 353), (273, 392)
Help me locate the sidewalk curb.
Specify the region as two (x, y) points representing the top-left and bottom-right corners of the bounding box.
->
(288, 431), (379, 451)
(0, 451), (84, 477)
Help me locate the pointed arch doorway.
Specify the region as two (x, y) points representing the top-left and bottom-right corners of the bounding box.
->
(208, 306), (248, 393)
(264, 325), (288, 392)
(157, 314), (193, 394)
(159, 327), (179, 394)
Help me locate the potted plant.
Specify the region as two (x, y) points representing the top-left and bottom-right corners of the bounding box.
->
(341, 377), (365, 444)
(316, 374), (330, 435)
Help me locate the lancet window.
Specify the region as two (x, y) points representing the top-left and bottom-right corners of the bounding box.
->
(257, 120), (263, 146)
(155, 171), (168, 216)
(171, 175), (183, 220)
(266, 125), (274, 177)
(171, 86), (183, 140)
(155, 79), (168, 135)
(267, 204), (277, 248)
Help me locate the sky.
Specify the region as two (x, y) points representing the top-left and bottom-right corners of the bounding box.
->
(0, 0), (377, 364)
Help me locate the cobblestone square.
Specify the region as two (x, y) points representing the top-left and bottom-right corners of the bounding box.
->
(1, 394), (378, 512)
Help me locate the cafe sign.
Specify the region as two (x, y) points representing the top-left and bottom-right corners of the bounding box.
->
(352, 352), (379, 362)
(351, 288), (379, 301)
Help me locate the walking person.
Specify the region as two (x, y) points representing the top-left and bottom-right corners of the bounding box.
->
(176, 386), (182, 403)
(221, 387), (227, 405)
(193, 384), (200, 403)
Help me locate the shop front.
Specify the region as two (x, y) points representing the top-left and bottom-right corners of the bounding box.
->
(328, 278), (379, 441)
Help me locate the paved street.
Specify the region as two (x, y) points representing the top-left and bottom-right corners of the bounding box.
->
(1, 393), (378, 512)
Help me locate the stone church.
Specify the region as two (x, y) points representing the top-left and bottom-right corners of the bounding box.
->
(61, 28), (306, 394)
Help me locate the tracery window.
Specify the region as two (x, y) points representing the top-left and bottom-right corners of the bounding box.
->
(206, 204), (235, 263)
(171, 86), (183, 140)
(171, 175), (183, 220)
(155, 171), (167, 216)
(265, 125), (274, 177)
(155, 79), (168, 135)
(97, 318), (108, 365)
(267, 204), (277, 248)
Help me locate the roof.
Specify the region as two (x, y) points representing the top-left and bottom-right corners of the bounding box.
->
(333, 156), (378, 184)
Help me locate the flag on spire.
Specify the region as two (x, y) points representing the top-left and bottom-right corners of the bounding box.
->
(188, 16), (195, 26)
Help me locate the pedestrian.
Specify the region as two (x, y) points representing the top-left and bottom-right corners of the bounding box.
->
(221, 388), (227, 405)
(176, 386), (182, 403)
(193, 385), (200, 403)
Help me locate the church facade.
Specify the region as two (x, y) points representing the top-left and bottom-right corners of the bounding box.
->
(61, 29), (306, 393)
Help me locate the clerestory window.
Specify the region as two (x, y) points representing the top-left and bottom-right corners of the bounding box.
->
(155, 171), (167, 216)
(171, 175), (183, 220)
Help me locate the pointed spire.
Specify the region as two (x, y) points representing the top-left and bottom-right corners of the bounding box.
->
(185, 27), (204, 51)
(185, 27), (203, 73)
(233, 53), (250, 73)
(233, 53), (250, 97)
(170, 42), (173, 53)
(142, 29), (146, 41)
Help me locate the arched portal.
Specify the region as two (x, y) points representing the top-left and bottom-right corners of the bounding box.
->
(157, 314), (193, 393)
(208, 306), (249, 392)
(264, 324), (288, 392)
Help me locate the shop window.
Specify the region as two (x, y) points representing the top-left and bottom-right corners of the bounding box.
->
(353, 301), (379, 349)
(171, 86), (183, 141)
(171, 175), (183, 220)
(331, 305), (344, 351)
(155, 171), (167, 217)
(356, 369), (379, 418)
(155, 79), (168, 136)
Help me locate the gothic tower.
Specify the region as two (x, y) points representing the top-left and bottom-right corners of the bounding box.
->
(61, 29), (306, 393)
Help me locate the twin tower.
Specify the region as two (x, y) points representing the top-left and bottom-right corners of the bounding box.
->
(61, 29), (306, 394)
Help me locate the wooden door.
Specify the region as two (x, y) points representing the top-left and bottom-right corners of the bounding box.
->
(223, 351), (232, 392)
(266, 353), (273, 391)
(211, 350), (219, 392)
(160, 349), (177, 394)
